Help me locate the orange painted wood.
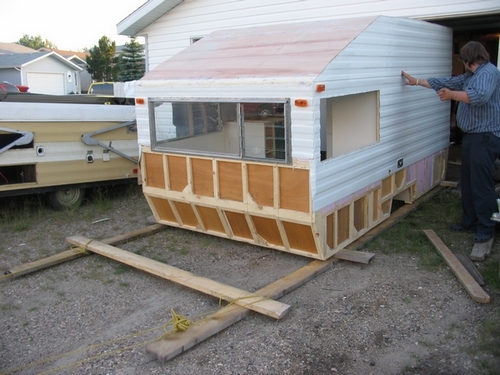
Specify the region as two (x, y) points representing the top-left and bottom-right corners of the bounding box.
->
(150, 197), (177, 223)
(192, 158), (214, 197)
(327, 214), (335, 248)
(167, 155), (188, 192)
(247, 164), (274, 207)
(282, 221), (317, 254)
(173, 201), (199, 227)
(218, 161), (243, 202)
(225, 211), (253, 239)
(144, 153), (165, 189)
(196, 206), (225, 233)
(338, 206), (350, 244)
(279, 168), (309, 213)
(251, 216), (283, 247)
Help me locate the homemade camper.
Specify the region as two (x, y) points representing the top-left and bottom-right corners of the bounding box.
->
(134, 16), (452, 260)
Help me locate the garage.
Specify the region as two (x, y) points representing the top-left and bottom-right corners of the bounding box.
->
(27, 72), (65, 95)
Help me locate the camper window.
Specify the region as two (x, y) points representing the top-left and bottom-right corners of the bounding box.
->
(320, 91), (380, 160)
(149, 100), (288, 163)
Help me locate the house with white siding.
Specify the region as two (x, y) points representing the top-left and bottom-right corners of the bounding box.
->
(128, 16), (451, 259)
(118, 0), (500, 73)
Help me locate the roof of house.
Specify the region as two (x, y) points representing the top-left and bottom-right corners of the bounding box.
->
(0, 42), (37, 54)
(117, 0), (183, 36)
(141, 16), (378, 81)
(0, 51), (82, 70)
(39, 48), (89, 61)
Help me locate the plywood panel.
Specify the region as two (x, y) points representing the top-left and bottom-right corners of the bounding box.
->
(247, 164), (273, 207)
(251, 216), (283, 247)
(192, 158), (214, 197)
(167, 155), (188, 192)
(172, 201), (199, 227)
(282, 221), (317, 254)
(218, 161), (243, 202)
(196, 205), (225, 233)
(353, 197), (367, 232)
(338, 206), (350, 243)
(326, 213), (335, 249)
(150, 197), (177, 223)
(144, 153), (165, 189)
(279, 168), (309, 213)
(225, 211), (253, 239)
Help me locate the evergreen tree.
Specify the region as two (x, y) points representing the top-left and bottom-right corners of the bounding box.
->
(16, 34), (57, 49)
(117, 38), (145, 81)
(86, 36), (119, 82)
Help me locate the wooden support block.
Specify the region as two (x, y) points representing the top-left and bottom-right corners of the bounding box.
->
(3, 224), (166, 280)
(333, 249), (375, 264)
(440, 181), (459, 188)
(66, 235), (290, 319)
(469, 238), (494, 262)
(423, 229), (490, 304)
(146, 257), (338, 363)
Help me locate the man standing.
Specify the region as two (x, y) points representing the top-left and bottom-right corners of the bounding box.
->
(402, 41), (500, 243)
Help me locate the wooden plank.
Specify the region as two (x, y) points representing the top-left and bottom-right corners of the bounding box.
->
(3, 248), (88, 279)
(146, 257), (339, 363)
(3, 224), (166, 279)
(423, 229), (490, 304)
(440, 181), (459, 188)
(469, 238), (494, 261)
(347, 185), (445, 250)
(455, 253), (485, 286)
(66, 235), (290, 319)
(334, 249), (375, 264)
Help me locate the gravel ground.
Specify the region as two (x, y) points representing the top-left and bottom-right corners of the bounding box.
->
(1, 185), (499, 375)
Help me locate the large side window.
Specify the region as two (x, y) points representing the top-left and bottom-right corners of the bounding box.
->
(320, 91), (379, 160)
(149, 100), (288, 163)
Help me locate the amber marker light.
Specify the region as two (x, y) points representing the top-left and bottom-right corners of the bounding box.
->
(294, 99), (308, 107)
(316, 84), (325, 92)
(135, 98), (145, 105)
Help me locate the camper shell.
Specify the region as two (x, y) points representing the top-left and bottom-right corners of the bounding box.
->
(135, 16), (452, 260)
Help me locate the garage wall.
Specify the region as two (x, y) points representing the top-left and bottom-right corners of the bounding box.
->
(22, 57), (80, 95)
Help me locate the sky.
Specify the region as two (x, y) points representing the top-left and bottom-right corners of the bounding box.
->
(1, 0), (147, 51)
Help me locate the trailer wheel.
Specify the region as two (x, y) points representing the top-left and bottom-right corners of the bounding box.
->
(49, 188), (85, 210)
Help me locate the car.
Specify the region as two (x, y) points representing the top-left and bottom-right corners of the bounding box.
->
(0, 82), (20, 92)
(88, 82), (114, 95)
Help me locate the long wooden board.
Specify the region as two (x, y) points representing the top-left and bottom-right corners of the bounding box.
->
(423, 229), (490, 303)
(3, 224), (166, 279)
(146, 257), (339, 363)
(66, 235), (290, 319)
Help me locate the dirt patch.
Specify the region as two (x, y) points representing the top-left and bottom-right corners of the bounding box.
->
(0, 185), (499, 375)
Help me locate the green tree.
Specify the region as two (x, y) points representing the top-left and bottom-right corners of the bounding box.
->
(117, 38), (145, 82)
(15, 34), (57, 50)
(86, 36), (119, 82)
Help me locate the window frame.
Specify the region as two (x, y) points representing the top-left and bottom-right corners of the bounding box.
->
(148, 97), (291, 164)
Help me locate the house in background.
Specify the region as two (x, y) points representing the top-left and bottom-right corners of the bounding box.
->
(0, 51), (83, 94)
(0, 49), (82, 94)
(39, 48), (91, 93)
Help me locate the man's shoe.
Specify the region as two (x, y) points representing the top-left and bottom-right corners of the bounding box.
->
(449, 224), (475, 233)
(473, 233), (493, 243)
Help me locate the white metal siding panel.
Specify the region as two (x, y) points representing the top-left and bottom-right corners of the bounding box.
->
(138, 0), (498, 71)
(311, 16), (451, 211)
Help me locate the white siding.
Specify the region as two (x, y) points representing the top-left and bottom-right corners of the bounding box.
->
(138, 0), (498, 70)
(311, 17), (451, 210)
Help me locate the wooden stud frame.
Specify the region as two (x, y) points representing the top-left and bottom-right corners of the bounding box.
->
(141, 147), (447, 260)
